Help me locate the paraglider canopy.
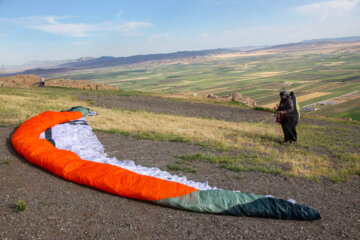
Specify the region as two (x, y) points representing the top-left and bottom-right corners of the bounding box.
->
(10, 106), (320, 220)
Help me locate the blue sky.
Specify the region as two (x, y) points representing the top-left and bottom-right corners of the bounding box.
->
(1, 0), (360, 65)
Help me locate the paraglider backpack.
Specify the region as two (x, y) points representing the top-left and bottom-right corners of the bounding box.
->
(289, 91), (300, 120)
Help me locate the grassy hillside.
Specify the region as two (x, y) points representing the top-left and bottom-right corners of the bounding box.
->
(1, 86), (359, 183)
(47, 42), (360, 109)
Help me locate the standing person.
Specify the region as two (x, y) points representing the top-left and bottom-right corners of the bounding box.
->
(40, 77), (45, 87)
(276, 91), (298, 143)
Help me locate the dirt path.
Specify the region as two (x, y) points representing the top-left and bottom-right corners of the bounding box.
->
(1, 127), (359, 239)
(77, 94), (271, 123)
(78, 94), (358, 130)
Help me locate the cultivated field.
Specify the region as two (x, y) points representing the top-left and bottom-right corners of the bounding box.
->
(48, 41), (360, 110)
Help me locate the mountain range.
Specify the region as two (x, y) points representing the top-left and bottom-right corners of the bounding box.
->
(13, 36), (360, 75)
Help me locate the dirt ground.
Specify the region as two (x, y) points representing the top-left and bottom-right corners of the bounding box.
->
(79, 94), (358, 130)
(77, 94), (270, 123)
(1, 95), (360, 239)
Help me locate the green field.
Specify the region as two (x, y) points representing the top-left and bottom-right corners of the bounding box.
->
(47, 43), (360, 118)
(308, 97), (360, 120)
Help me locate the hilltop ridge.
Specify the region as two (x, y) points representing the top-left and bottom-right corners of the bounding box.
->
(0, 74), (117, 90)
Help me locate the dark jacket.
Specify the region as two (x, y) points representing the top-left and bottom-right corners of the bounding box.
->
(277, 95), (298, 141)
(277, 96), (295, 117)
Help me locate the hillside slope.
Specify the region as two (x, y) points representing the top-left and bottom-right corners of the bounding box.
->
(0, 87), (359, 239)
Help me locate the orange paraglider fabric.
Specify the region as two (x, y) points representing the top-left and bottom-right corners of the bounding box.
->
(11, 111), (198, 201)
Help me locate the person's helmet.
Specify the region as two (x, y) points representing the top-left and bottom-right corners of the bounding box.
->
(279, 90), (288, 96)
(280, 90), (288, 99)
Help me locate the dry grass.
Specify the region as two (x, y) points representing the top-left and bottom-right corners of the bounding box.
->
(87, 107), (335, 178)
(88, 107), (275, 148)
(1, 87), (356, 180)
(297, 92), (330, 102)
(0, 89), (87, 124)
(210, 51), (276, 60)
(0, 74), (116, 90)
(321, 61), (345, 67)
(262, 102), (280, 109)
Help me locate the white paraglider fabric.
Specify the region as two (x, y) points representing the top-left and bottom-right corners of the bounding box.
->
(40, 117), (216, 191)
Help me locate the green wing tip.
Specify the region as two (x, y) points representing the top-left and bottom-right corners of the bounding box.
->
(66, 106), (90, 117)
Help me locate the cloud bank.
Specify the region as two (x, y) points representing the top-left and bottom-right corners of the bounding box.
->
(295, 0), (360, 20)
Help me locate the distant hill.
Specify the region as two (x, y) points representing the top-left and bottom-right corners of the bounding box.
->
(20, 68), (71, 75)
(59, 49), (235, 69)
(5, 58), (93, 73)
(16, 49), (236, 75)
(264, 37), (360, 51)
(15, 36), (360, 75)
(17, 49), (234, 75)
(301, 36), (360, 43)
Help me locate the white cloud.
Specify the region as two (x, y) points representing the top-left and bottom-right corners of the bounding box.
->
(0, 16), (69, 25)
(0, 33), (7, 37)
(29, 22), (97, 37)
(295, 0), (360, 20)
(1, 16), (152, 37)
(0, 15), (96, 37)
(28, 17), (152, 37)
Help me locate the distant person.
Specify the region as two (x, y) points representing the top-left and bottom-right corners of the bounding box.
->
(275, 91), (298, 143)
(40, 77), (45, 87)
